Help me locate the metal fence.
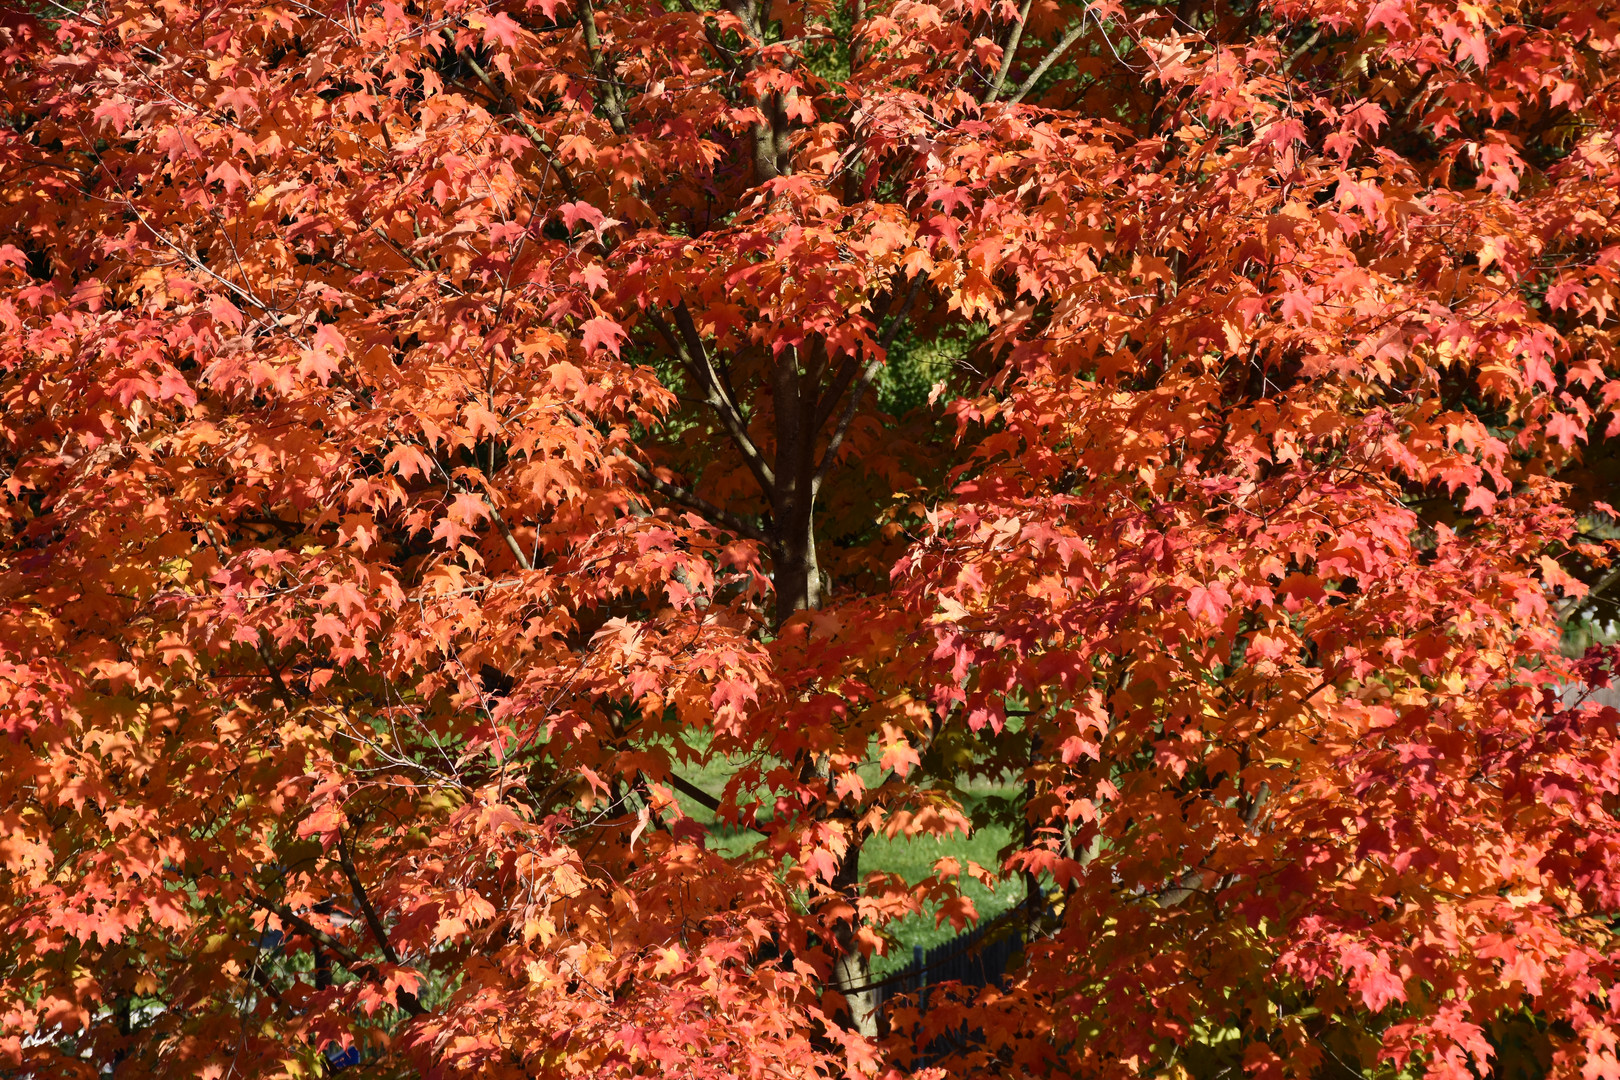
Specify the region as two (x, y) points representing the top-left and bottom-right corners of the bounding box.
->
(874, 905), (1026, 1016)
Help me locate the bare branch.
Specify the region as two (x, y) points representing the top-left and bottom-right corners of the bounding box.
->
(37, 0), (102, 26)
(615, 451), (771, 544)
(811, 280), (920, 432)
(983, 0), (1036, 104)
(675, 0), (742, 71)
(245, 894), (362, 964)
(125, 199), (277, 315)
(662, 772), (723, 814)
(1154, 785), (1269, 907)
(431, 456), (534, 571)
(462, 57), (578, 197)
(1285, 26), (1324, 72)
(370, 224), (433, 273)
(336, 830), (402, 965)
(645, 309), (777, 494)
(650, 770), (771, 832)
(811, 277), (922, 495)
(1006, 22), (1087, 105)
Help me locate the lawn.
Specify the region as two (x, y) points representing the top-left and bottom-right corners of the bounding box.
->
(667, 750), (1026, 978)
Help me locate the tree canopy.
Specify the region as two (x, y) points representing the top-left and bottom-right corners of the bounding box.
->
(3, 0), (1620, 1077)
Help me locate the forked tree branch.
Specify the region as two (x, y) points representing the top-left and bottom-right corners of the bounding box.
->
(244, 891), (426, 1016)
(646, 308), (778, 494)
(615, 451), (771, 544)
(811, 276), (923, 495)
(336, 829), (402, 965)
(1006, 22), (1088, 105)
(983, 0), (1036, 103)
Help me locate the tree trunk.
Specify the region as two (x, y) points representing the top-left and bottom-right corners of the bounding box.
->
(767, 357), (872, 1035)
(771, 352), (823, 625)
(772, 518), (820, 625)
(829, 841), (878, 1038)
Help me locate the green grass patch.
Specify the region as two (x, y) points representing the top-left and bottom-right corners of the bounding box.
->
(667, 752), (1024, 977)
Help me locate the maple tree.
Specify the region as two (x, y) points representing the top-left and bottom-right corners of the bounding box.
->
(3, 0), (1620, 1076)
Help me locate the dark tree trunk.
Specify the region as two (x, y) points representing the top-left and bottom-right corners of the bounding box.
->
(771, 350), (823, 625)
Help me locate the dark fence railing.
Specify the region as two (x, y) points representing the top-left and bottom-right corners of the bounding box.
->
(872, 904), (1027, 1016)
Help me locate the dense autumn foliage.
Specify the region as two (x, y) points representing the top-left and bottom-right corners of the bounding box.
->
(5, 0), (1620, 1076)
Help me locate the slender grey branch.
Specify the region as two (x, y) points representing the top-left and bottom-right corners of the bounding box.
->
(244, 960), (284, 1003)
(254, 639), (308, 703)
(1242, 782), (1271, 829)
(245, 892), (426, 1015)
(662, 772), (722, 813)
(812, 283), (920, 433)
(675, 0), (742, 71)
(462, 57), (575, 195)
(615, 451), (771, 544)
(38, 0), (102, 25)
(814, 354), (868, 434)
(1151, 866), (1208, 908)
(246, 892), (361, 964)
(811, 277), (923, 495)
(1560, 562), (1620, 620)
(1285, 26), (1324, 72)
(983, 0), (1036, 104)
(673, 303), (748, 424)
(646, 309), (777, 493)
(1006, 22), (1087, 105)
(834, 903), (1029, 994)
(370, 224), (432, 272)
(651, 771), (771, 832)
(578, 0), (629, 134)
(813, 358), (881, 499)
(125, 198), (275, 314)
(431, 456), (533, 571)
(1155, 784), (1270, 907)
